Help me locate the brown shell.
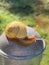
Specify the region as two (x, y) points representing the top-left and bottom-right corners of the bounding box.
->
(5, 21), (27, 39)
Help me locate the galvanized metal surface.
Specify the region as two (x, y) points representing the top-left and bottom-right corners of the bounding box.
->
(0, 54), (42, 65)
(0, 26), (45, 65)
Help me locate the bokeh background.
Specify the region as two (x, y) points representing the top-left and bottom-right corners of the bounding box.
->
(0, 0), (49, 65)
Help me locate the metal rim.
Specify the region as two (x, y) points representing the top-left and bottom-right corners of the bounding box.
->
(0, 40), (45, 60)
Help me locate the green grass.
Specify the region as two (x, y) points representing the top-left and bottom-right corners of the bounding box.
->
(0, 4), (49, 65)
(0, 7), (36, 34)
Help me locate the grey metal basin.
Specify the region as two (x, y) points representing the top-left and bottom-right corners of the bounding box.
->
(0, 26), (45, 65)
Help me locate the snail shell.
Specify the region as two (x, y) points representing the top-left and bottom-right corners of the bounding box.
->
(5, 21), (27, 39)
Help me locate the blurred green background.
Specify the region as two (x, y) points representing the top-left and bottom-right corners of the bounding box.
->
(0, 0), (49, 65)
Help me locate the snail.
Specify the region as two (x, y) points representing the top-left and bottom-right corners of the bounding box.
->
(5, 21), (36, 46)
